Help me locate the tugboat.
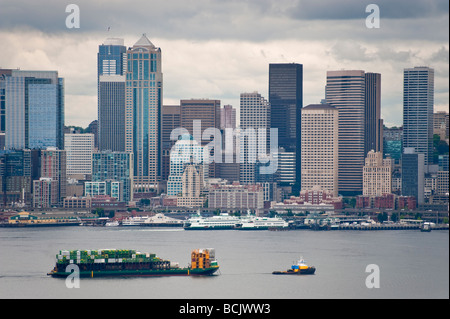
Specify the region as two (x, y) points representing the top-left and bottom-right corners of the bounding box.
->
(272, 257), (316, 275)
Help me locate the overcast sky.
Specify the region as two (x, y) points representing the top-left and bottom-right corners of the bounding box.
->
(0, 0), (448, 128)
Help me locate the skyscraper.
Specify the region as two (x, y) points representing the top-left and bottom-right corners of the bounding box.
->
(125, 34), (163, 191)
(363, 150), (392, 197)
(403, 66), (434, 165)
(98, 38), (127, 152)
(239, 92), (271, 185)
(269, 63), (303, 185)
(326, 70), (365, 195)
(180, 99), (220, 178)
(92, 151), (134, 202)
(167, 134), (206, 196)
(64, 133), (95, 177)
(162, 104), (181, 181)
(402, 147), (425, 204)
(4, 70), (64, 150)
(301, 104), (339, 197)
(220, 104), (236, 130)
(364, 72), (383, 155)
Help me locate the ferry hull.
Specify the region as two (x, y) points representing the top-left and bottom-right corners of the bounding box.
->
(48, 267), (219, 278)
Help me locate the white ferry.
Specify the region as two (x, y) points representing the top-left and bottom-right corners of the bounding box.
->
(141, 213), (183, 227)
(235, 215), (289, 230)
(121, 216), (151, 226)
(183, 213), (242, 230)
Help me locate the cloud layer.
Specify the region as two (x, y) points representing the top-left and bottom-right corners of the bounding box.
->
(0, 0), (448, 127)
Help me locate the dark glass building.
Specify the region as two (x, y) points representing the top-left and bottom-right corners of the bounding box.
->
(97, 38), (127, 152)
(268, 63), (303, 186)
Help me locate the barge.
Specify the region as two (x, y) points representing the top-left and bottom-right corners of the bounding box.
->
(47, 248), (219, 278)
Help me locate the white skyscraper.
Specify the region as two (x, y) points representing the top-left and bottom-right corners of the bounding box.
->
(239, 92), (271, 184)
(301, 104), (339, 197)
(403, 66), (434, 165)
(64, 133), (95, 177)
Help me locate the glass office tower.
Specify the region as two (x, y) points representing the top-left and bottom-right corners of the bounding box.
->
(125, 34), (163, 191)
(98, 38), (127, 152)
(4, 70), (64, 150)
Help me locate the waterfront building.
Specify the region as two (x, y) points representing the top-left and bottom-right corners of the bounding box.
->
(403, 66), (434, 165)
(3, 70), (64, 150)
(125, 34), (163, 192)
(208, 182), (264, 212)
(269, 63), (303, 185)
(301, 104), (339, 197)
(85, 180), (122, 201)
(325, 70), (365, 195)
(363, 150), (392, 197)
(64, 133), (94, 178)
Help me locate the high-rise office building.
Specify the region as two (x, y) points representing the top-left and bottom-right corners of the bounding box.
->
(301, 104), (339, 197)
(383, 126), (403, 162)
(4, 70), (64, 150)
(239, 92), (271, 185)
(162, 105), (181, 181)
(220, 104), (236, 130)
(180, 99), (220, 178)
(98, 38), (127, 152)
(92, 151), (133, 202)
(36, 148), (66, 205)
(269, 63), (303, 185)
(0, 69), (13, 134)
(364, 72), (383, 155)
(64, 133), (95, 177)
(125, 34), (163, 191)
(167, 134), (206, 196)
(326, 70), (365, 195)
(402, 147), (425, 204)
(363, 150), (392, 197)
(403, 66), (434, 165)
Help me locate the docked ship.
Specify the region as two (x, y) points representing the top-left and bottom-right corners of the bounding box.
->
(272, 257), (316, 275)
(121, 214), (183, 227)
(183, 213), (242, 230)
(47, 248), (219, 278)
(141, 213), (184, 227)
(235, 215), (289, 230)
(121, 216), (150, 226)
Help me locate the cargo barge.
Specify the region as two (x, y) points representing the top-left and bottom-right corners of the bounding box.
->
(272, 257), (316, 275)
(47, 248), (219, 278)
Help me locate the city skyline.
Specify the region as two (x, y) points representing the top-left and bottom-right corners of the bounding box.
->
(0, 1), (448, 128)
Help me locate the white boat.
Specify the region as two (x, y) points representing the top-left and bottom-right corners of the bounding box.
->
(235, 215), (289, 230)
(105, 220), (119, 227)
(121, 216), (151, 226)
(183, 213), (242, 230)
(141, 213), (183, 227)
